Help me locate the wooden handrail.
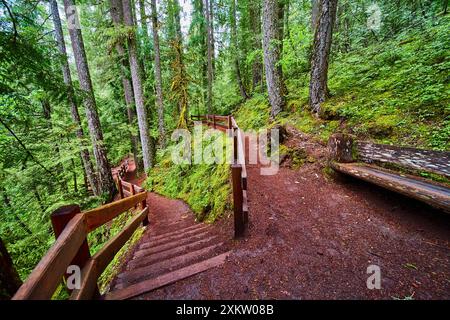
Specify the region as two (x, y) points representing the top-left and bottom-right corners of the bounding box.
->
(12, 214), (88, 300)
(70, 207), (149, 300)
(191, 114), (249, 238)
(84, 193), (147, 232)
(13, 189), (148, 300)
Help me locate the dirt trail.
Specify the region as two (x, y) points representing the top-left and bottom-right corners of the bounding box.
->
(113, 128), (450, 300)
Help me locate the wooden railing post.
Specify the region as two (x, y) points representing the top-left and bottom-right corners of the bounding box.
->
(141, 198), (149, 226)
(50, 205), (99, 297)
(117, 178), (124, 199)
(131, 184), (136, 208)
(213, 115), (216, 129)
(233, 127), (238, 164)
(232, 164), (245, 238)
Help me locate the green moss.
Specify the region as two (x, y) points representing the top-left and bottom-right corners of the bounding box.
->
(97, 224), (145, 294)
(279, 145), (308, 169)
(145, 132), (232, 223)
(234, 93), (271, 131)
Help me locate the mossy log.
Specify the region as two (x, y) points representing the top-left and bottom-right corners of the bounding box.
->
(327, 133), (355, 163)
(355, 142), (450, 178)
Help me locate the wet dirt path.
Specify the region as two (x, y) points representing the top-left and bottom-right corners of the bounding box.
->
(113, 128), (450, 300)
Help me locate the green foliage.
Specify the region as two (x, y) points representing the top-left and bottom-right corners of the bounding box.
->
(234, 93), (271, 130)
(96, 213), (145, 294)
(237, 15), (449, 150)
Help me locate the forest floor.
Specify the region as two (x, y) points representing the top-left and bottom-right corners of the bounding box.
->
(113, 126), (450, 300)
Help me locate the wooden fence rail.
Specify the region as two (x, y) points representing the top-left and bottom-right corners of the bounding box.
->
(191, 114), (249, 238)
(13, 170), (148, 300)
(328, 133), (450, 213)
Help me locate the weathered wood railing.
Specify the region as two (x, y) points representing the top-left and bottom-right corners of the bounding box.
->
(13, 185), (148, 300)
(328, 133), (450, 213)
(116, 159), (129, 180)
(191, 114), (249, 238)
(114, 160), (145, 202)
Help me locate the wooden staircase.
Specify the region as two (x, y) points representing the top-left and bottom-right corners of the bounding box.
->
(105, 218), (230, 300)
(12, 115), (247, 300)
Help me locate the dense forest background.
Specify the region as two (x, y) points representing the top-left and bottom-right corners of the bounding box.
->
(0, 0), (448, 297)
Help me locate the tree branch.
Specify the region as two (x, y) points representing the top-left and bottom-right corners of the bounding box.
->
(1, 0), (19, 43)
(0, 117), (53, 175)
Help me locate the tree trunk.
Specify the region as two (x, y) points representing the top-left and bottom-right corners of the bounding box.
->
(169, 0), (189, 128)
(50, 0), (99, 195)
(131, 0), (147, 83)
(0, 237), (22, 300)
(173, 0), (183, 42)
(40, 98), (68, 193)
(231, 0), (248, 100)
(33, 187), (46, 212)
(138, 0), (151, 65)
(262, 0), (286, 117)
(192, 0), (208, 108)
(109, 0), (142, 173)
(284, 0), (290, 44)
(122, 0), (155, 171)
(150, 0), (166, 148)
(70, 154), (78, 193)
(249, 0), (263, 92)
(309, 0), (338, 117)
(204, 0), (214, 113)
(62, 0), (115, 200)
(209, 0), (216, 73)
(311, 0), (320, 32)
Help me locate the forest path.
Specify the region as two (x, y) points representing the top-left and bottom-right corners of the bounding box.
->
(107, 159), (232, 300)
(110, 127), (450, 299)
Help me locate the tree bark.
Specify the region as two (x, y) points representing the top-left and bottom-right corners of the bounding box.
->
(109, 0), (141, 173)
(204, 0), (214, 113)
(311, 0), (320, 32)
(0, 237), (22, 300)
(62, 0), (115, 199)
(50, 0), (99, 195)
(40, 98), (68, 193)
(169, 0), (189, 127)
(262, 0), (286, 117)
(209, 0), (216, 73)
(309, 0), (338, 117)
(173, 0), (183, 42)
(249, 0), (263, 91)
(150, 0), (166, 148)
(138, 0), (151, 60)
(231, 0), (248, 100)
(192, 0), (208, 107)
(122, 0), (155, 171)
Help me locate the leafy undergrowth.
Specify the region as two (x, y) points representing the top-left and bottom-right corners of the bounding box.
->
(145, 131), (232, 223)
(96, 213), (145, 294)
(236, 16), (449, 151)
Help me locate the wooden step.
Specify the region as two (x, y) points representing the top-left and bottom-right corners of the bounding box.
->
(141, 225), (210, 249)
(116, 243), (224, 287)
(105, 252), (230, 300)
(151, 219), (196, 231)
(141, 224), (209, 248)
(134, 231), (214, 258)
(130, 235), (218, 267)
